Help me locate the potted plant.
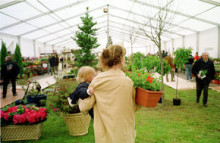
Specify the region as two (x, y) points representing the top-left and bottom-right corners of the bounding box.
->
(48, 78), (91, 136)
(173, 47), (192, 106)
(126, 68), (163, 107)
(63, 68), (76, 79)
(20, 81), (47, 107)
(0, 105), (47, 141)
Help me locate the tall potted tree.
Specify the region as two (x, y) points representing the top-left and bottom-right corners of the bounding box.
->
(0, 41), (8, 67)
(173, 47), (192, 105)
(73, 7), (100, 69)
(14, 44), (23, 78)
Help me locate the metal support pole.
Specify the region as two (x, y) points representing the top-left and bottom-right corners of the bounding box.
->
(33, 40), (36, 57)
(218, 26), (220, 58)
(172, 39), (174, 57)
(196, 32), (199, 53)
(182, 36), (185, 47)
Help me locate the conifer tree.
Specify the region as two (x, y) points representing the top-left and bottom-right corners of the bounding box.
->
(0, 41), (8, 67)
(73, 7), (100, 68)
(14, 44), (23, 77)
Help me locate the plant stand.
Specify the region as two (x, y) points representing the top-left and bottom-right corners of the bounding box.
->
(1, 123), (43, 141)
(63, 113), (91, 136)
(136, 87), (163, 107)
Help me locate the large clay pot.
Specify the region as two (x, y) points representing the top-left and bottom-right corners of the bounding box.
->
(136, 87), (163, 107)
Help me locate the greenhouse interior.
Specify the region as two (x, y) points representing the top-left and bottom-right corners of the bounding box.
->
(0, 0), (220, 143)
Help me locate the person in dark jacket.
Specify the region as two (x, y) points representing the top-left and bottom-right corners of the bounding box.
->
(68, 66), (96, 118)
(1, 56), (20, 98)
(55, 54), (59, 72)
(49, 55), (56, 75)
(185, 55), (194, 80)
(192, 52), (215, 107)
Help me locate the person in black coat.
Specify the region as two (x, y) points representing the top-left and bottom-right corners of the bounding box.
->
(192, 52), (215, 107)
(68, 66), (96, 118)
(185, 55), (194, 80)
(49, 55), (56, 75)
(1, 56), (20, 98)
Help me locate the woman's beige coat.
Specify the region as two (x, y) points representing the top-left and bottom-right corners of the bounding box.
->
(79, 69), (140, 143)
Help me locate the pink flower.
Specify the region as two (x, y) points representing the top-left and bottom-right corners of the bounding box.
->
(13, 114), (26, 124)
(3, 113), (11, 121)
(0, 110), (4, 118)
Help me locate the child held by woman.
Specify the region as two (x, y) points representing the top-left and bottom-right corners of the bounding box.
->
(68, 66), (95, 118)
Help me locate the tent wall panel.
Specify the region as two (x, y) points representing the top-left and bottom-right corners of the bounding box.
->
(199, 27), (218, 58)
(185, 33), (196, 55)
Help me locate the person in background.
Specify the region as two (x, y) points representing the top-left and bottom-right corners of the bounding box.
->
(79, 45), (141, 143)
(185, 54), (194, 80)
(194, 52), (200, 61)
(192, 52), (215, 107)
(48, 56), (51, 74)
(60, 57), (63, 70)
(49, 54), (56, 75)
(55, 54), (59, 72)
(164, 55), (175, 82)
(68, 66), (95, 118)
(1, 56), (20, 98)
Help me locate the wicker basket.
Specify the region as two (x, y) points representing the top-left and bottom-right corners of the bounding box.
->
(136, 87), (164, 107)
(1, 122), (43, 141)
(63, 113), (91, 136)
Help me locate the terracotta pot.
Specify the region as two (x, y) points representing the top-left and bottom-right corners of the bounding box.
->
(136, 87), (163, 107)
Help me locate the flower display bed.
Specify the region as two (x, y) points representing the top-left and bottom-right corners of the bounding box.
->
(1, 122), (43, 141)
(1, 105), (47, 141)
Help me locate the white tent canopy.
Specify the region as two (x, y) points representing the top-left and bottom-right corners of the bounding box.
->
(0, 0), (220, 58)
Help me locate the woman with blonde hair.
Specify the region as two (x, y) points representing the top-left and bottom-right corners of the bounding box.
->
(79, 45), (140, 143)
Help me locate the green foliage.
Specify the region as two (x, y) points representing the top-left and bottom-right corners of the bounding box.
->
(141, 56), (170, 75)
(5, 86), (220, 143)
(40, 57), (48, 62)
(14, 44), (23, 76)
(174, 47), (192, 69)
(142, 56), (157, 72)
(73, 7), (100, 68)
(155, 59), (170, 75)
(126, 69), (161, 91)
(48, 79), (78, 114)
(132, 52), (145, 69)
(0, 41), (8, 67)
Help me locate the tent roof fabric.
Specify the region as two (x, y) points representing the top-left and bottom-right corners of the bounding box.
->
(0, 0), (219, 49)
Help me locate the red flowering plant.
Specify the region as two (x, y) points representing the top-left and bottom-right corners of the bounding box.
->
(48, 78), (79, 115)
(0, 105), (47, 126)
(126, 68), (161, 91)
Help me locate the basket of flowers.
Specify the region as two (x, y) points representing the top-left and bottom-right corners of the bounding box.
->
(126, 69), (163, 107)
(49, 78), (90, 136)
(0, 105), (48, 141)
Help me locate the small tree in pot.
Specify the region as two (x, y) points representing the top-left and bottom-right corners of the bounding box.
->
(173, 47), (192, 105)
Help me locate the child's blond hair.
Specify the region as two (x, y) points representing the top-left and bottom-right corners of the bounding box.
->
(76, 66), (96, 83)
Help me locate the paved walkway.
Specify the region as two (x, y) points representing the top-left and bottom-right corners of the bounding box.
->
(0, 69), (68, 108)
(155, 72), (220, 92)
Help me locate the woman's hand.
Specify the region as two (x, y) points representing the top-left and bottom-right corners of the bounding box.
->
(88, 87), (94, 95)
